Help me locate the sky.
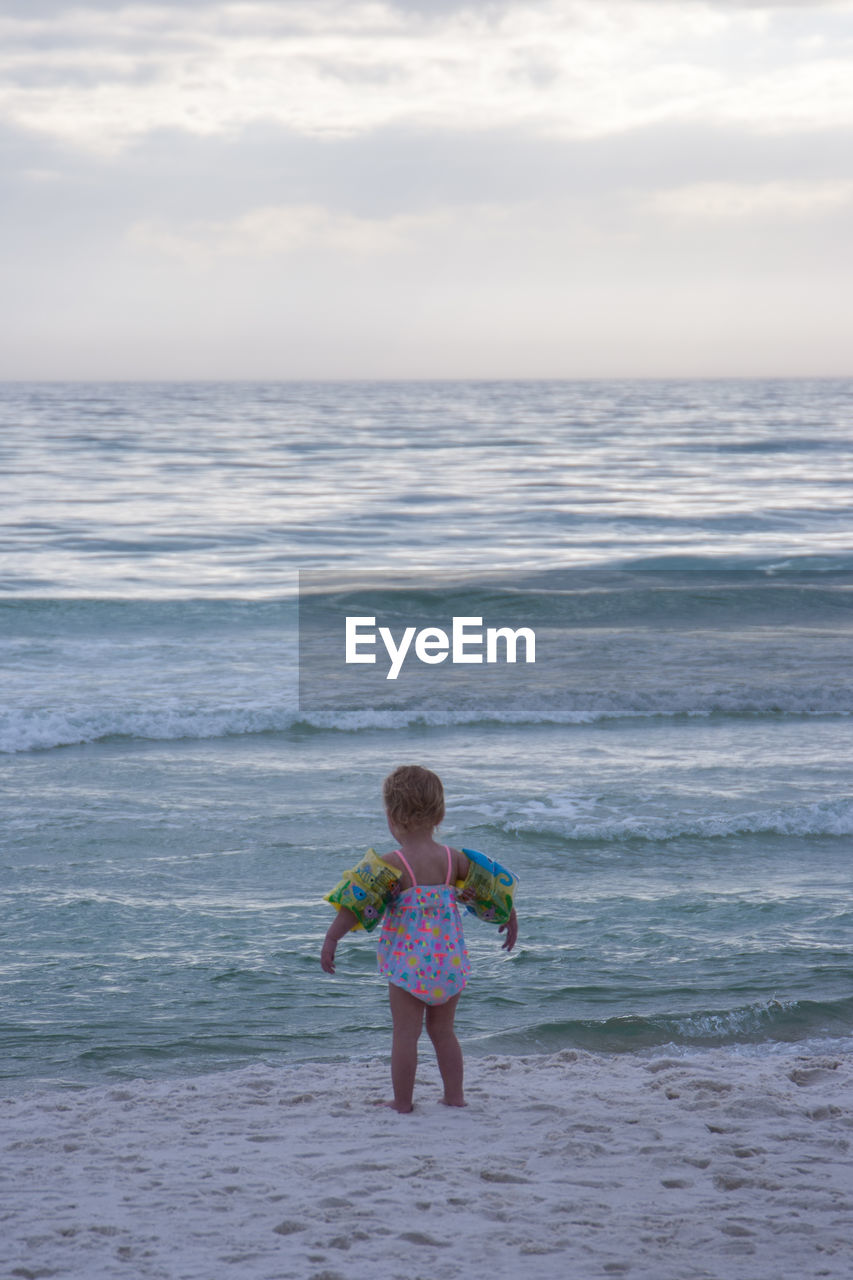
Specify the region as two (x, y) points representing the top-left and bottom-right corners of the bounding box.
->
(2, 0), (852, 379)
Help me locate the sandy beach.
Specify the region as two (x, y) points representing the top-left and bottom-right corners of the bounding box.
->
(2, 1046), (851, 1280)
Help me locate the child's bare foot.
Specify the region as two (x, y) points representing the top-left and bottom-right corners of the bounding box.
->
(373, 1098), (414, 1113)
(440, 1095), (467, 1108)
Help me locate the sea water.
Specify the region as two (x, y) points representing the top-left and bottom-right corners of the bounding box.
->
(1, 379), (852, 1089)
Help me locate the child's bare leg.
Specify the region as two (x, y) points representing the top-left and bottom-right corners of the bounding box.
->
(386, 984), (425, 1113)
(425, 994), (465, 1107)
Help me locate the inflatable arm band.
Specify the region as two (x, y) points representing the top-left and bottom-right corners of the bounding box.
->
(456, 847), (517, 925)
(324, 848), (402, 932)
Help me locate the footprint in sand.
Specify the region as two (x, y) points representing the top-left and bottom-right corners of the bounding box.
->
(480, 1169), (530, 1184)
(398, 1230), (449, 1247)
(789, 1064), (839, 1087)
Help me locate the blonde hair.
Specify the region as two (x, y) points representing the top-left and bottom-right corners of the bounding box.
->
(383, 765), (445, 832)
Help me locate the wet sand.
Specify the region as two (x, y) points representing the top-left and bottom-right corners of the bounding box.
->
(2, 1046), (851, 1279)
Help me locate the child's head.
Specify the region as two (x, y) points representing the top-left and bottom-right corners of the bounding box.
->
(383, 764), (445, 835)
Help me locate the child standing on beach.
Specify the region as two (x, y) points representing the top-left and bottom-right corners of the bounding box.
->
(320, 764), (518, 1113)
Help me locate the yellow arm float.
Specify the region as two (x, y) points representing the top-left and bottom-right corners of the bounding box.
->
(456, 847), (517, 925)
(324, 848), (402, 932)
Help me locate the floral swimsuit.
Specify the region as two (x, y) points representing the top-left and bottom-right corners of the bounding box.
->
(377, 846), (470, 1005)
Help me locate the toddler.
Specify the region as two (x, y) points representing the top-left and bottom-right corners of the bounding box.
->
(320, 764), (518, 1113)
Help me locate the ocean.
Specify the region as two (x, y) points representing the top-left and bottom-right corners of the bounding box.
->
(2, 378), (852, 1089)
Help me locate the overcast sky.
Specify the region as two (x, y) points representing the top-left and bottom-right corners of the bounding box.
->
(2, 0), (852, 378)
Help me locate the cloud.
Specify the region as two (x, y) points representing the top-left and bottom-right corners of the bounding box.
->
(6, 175), (849, 380)
(126, 202), (462, 264)
(0, 0), (846, 12)
(122, 172), (853, 281)
(646, 178), (853, 219)
(2, 0), (852, 378)
(1, 1), (852, 155)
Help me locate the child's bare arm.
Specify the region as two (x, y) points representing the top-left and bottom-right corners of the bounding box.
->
(499, 908), (518, 952)
(320, 907), (358, 974)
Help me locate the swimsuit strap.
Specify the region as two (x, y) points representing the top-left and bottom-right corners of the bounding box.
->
(391, 846), (453, 888)
(392, 847), (418, 888)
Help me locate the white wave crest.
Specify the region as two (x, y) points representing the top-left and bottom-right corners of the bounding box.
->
(2, 683), (851, 753)
(0, 705), (300, 754)
(493, 798), (853, 842)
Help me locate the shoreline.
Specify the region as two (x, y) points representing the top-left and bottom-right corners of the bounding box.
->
(3, 1044), (851, 1279)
